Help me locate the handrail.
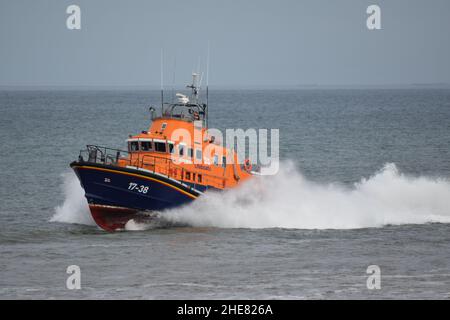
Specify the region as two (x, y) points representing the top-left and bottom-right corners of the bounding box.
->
(78, 144), (226, 189)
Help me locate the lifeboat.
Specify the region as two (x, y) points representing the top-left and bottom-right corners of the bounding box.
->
(70, 73), (253, 231)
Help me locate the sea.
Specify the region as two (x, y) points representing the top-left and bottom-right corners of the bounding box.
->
(1, 88), (450, 299)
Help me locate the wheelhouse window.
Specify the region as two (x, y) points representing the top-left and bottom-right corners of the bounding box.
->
(185, 172), (191, 180)
(195, 149), (202, 161)
(161, 123), (167, 131)
(154, 142), (167, 153)
(168, 142), (175, 154)
(198, 174), (202, 183)
(213, 155), (219, 166)
(188, 148), (193, 158)
(222, 156), (227, 168)
(129, 141), (139, 152)
(179, 145), (185, 157)
(141, 141), (152, 151)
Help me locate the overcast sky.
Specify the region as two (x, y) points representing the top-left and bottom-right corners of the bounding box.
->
(1, 0), (450, 87)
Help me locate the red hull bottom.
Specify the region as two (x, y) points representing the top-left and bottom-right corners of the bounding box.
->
(89, 204), (141, 231)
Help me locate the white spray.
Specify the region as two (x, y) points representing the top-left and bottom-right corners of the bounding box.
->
(164, 162), (450, 229)
(50, 171), (95, 226)
(52, 162), (450, 230)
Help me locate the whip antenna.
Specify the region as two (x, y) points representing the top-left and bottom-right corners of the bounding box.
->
(160, 48), (164, 114)
(172, 55), (177, 103)
(206, 43), (210, 127)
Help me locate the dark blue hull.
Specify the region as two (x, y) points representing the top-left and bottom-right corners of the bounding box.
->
(70, 161), (200, 230)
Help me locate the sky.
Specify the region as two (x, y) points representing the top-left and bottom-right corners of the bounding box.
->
(1, 0), (450, 87)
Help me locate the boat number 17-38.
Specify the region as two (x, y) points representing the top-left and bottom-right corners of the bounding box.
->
(128, 182), (149, 194)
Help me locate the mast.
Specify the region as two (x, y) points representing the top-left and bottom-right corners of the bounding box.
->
(168, 50), (210, 126)
(206, 43), (210, 128)
(160, 48), (164, 115)
(171, 55), (176, 104)
(186, 72), (200, 103)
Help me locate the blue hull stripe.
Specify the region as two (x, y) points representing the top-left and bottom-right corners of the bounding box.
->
(70, 162), (199, 211)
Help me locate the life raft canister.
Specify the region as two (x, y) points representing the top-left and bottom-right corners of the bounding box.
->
(243, 159), (252, 172)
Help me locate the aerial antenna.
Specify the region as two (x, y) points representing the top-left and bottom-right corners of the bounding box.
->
(171, 55), (177, 103)
(197, 56), (201, 75)
(160, 48), (164, 114)
(199, 72), (204, 90)
(206, 42), (210, 127)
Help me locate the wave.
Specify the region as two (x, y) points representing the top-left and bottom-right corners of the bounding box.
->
(163, 162), (450, 229)
(51, 162), (450, 230)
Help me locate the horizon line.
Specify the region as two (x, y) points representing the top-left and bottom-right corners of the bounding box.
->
(1, 83), (450, 91)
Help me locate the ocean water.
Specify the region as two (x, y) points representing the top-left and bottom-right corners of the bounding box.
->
(1, 88), (450, 299)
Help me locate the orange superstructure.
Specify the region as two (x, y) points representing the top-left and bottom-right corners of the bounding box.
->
(121, 116), (251, 191)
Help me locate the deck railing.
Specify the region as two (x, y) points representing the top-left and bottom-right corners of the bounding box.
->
(78, 145), (226, 189)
